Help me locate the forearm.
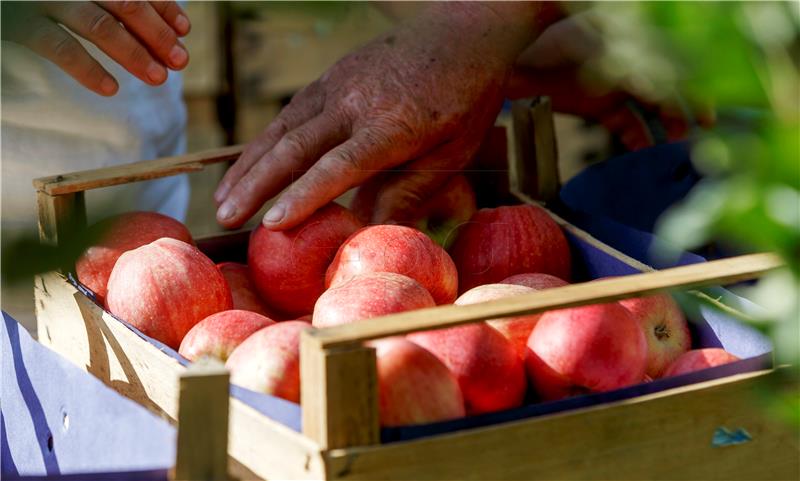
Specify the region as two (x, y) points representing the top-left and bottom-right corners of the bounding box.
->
(420, 1), (562, 65)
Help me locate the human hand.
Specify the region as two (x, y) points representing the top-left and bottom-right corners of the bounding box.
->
(215, 2), (555, 230)
(1, 1), (190, 96)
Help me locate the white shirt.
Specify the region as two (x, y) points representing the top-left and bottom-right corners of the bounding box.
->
(1, 38), (190, 239)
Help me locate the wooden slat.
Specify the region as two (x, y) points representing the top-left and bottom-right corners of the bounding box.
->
(33, 145), (244, 195)
(301, 333), (380, 450)
(324, 369), (800, 480)
(308, 253), (783, 349)
(228, 398), (326, 480)
(174, 358), (231, 481)
(35, 271), (325, 480)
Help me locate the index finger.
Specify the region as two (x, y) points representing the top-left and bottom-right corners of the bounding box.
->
(262, 128), (409, 230)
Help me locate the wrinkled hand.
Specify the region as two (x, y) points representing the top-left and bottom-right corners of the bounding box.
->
(215, 3), (549, 230)
(509, 13), (714, 150)
(1, 1), (190, 96)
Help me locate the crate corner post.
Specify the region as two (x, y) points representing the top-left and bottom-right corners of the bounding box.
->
(300, 329), (380, 452)
(510, 96), (560, 204)
(35, 188), (87, 246)
(173, 357), (232, 481)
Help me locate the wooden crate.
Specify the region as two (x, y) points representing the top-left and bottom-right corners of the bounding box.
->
(32, 141), (798, 479)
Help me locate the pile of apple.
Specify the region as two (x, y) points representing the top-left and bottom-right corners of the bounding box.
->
(76, 184), (741, 428)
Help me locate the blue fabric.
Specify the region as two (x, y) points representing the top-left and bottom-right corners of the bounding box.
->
(559, 141), (700, 234)
(1, 313), (175, 477)
(5, 470), (168, 481)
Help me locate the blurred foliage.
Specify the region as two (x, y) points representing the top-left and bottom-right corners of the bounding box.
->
(583, 1), (799, 423)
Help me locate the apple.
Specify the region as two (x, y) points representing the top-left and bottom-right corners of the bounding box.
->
(217, 262), (277, 318)
(526, 302), (647, 401)
(500, 272), (568, 290)
(351, 174), (477, 248)
(663, 348), (740, 377)
(225, 321), (310, 403)
(313, 272), (435, 328)
(455, 283), (540, 360)
(408, 323), (526, 415)
(178, 310), (276, 362)
(618, 294), (691, 378)
(76, 211), (193, 304)
(249, 203), (362, 317)
(326, 225), (458, 305)
(371, 337), (465, 427)
(464, 274), (569, 360)
(449, 204), (571, 293)
(106, 238), (232, 349)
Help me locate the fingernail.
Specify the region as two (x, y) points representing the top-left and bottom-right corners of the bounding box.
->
(174, 14), (191, 35)
(100, 77), (118, 95)
(263, 204), (285, 224)
(168, 45), (188, 68)
(217, 202), (236, 221)
(146, 63), (167, 84)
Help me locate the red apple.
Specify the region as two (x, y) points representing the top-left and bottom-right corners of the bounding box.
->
(371, 337), (465, 427)
(76, 211), (193, 303)
(351, 174), (477, 248)
(408, 323), (526, 415)
(178, 310), (276, 362)
(468, 274), (569, 360)
(106, 238), (232, 349)
(663, 348), (740, 377)
(225, 321), (309, 403)
(455, 283), (540, 360)
(619, 294), (691, 378)
(449, 205), (571, 293)
(217, 262), (277, 318)
(326, 225), (458, 305)
(248, 203), (362, 317)
(313, 272), (435, 328)
(526, 303), (647, 401)
(500, 272), (568, 290)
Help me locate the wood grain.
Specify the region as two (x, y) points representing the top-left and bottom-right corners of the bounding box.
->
(301, 332), (380, 450)
(323, 369), (800, 480)
(33, 145), (244, 195)
(308, 253), (782, 349)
